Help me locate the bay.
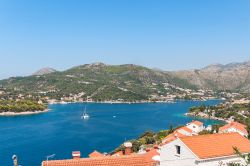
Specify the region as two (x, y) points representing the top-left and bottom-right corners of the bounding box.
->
(0, 100), (222, 165)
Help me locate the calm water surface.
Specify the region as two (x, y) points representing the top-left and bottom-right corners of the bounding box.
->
(0, 100), (222, 165)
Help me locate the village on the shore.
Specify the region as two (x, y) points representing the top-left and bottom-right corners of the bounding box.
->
(0, 83), (240, 105)
(3, 81), (250, 166)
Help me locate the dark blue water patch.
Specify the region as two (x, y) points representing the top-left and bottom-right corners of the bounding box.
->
(0, 100), (222, 166)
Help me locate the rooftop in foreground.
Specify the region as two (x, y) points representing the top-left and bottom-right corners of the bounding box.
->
(179, 132), (250, 159)
(41, 154), (158, 166)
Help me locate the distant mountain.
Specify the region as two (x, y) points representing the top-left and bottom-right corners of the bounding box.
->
(32, 67), (57, 76)
(172, 61), (250, 92)
(0, 61), (249, 101)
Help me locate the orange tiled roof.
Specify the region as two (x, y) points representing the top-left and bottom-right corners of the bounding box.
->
(89, 150), (104, 158)
(190, 120), (203, 127)
(163, 132), (184, 142)
(219, 122), (248, 135)
(161, 131), (187, 145)
(41, 155), (157, 166)
(144, 149), (159, 161)
(177, 126), (193, 133)
(179, 133), (250, 159)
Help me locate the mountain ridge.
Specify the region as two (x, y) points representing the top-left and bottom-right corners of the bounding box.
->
(32, 67), (57, 76)
(0, 60), (249, 102)
(172, 60), (250, 92)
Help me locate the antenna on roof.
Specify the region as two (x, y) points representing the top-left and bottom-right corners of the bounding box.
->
(12, 155), (18, 166)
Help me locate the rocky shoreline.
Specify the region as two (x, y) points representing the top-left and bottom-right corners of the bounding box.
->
(0, 109), (49, 116)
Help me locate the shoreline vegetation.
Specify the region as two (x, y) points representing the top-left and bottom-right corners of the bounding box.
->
(184, 112), (228, 122)
(0, 98), (222, 116)
(0, 100), (48, 116)
(185, 101), (250, 127)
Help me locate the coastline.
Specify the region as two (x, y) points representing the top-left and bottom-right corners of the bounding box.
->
(184, 112), (228, 123)
(49, 98), (223, 105)
(0, 109), (49, 116)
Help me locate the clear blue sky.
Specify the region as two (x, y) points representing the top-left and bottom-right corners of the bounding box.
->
(0, 0), (249, 79)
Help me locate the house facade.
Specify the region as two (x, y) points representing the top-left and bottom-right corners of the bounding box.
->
(160, 133), (250, 166)
(162, 120), (204, 145)
(219, 121), (248, 137)
(186, 120), (204, 133)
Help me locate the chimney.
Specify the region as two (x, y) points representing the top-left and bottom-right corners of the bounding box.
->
(124, 142), (132, 155)
(72, 151), (81, 159)
(153, 144), (159, 149)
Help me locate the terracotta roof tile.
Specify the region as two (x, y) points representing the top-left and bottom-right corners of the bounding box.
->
(89, 150), (104, 158)
(144, 149), (159, 162)
(177, 126), (193, 133)
(219, 122), (248, 135)
(42, 154), (158, 166)
(179, 133), (250, 159)
(190, 120), (203, 127)
(162, 131), (186, 145)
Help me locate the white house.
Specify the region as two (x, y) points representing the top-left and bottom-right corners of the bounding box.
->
(160, 133), (250, 166)
(186, 120), (204, 133)
(162, 121), (204, 145)
(219, 121), (248, 137)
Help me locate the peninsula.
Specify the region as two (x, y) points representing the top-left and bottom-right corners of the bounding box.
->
(0, 100), (48, 116)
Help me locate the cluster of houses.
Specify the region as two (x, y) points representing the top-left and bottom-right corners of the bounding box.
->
(42, 120), (250, 166)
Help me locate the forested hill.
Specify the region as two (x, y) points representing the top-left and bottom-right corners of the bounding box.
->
(0, 63), (196, 101)
(0, 61), (249, 102)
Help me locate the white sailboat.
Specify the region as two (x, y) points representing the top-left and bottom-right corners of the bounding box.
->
(81, 106), (89, 119)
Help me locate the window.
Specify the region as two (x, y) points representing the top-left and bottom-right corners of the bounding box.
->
(175, 145), (181, 155)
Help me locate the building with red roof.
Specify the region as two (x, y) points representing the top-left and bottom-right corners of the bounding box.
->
(162, 120), (204, 145)
(42, 142), (160, 166)
(186, 120), (204, 133)
(42, 154), (158, 166)
(160, 133), (250, 166)
(219, 121), (248, 137)
(89, 150), (104, 158)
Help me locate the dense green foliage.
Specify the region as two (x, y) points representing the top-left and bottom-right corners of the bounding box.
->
(113, 126), (175, 154)
(212, 103), (250, 124)
(231, 147), (250, 166)
(0, 63), (198, 102)
(189, 104), (206, 115)
(0, 100), (47, 113)
(190, 102), (250, 137)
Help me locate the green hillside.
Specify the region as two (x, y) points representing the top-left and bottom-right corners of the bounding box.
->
(0, 63), (197, 102)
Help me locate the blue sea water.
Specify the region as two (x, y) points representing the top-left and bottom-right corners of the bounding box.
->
(0, 100), (222, 166)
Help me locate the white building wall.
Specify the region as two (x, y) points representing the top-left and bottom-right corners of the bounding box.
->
(186, 123), (203, 133)
(160, 139), (246, 166)
(225, 127), (247, 137)
(160, 139), (197, 166)
(196, 156), (246, 166)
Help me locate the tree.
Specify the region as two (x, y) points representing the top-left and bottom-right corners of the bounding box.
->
(232, 147), (250, 166)
(168, 125), (174, 134)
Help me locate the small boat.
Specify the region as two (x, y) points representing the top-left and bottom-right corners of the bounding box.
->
(81, 106), (89, 119)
